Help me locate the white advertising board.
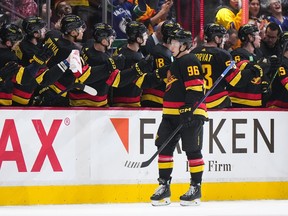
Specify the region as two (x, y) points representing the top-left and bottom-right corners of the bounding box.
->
(0, 108), (287, 186)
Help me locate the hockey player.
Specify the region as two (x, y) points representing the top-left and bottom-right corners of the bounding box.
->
(231, 24), (261, 64)
(266, 32), (288, 108)
(141, 20), (181, 107)
(0, 23), (52, 106)
(192, 23), (264, 109)
(112, 21), (153, 107)
(70, 23), (117, 106)
(37, 14), (125, 106)
(13, 16), (48, 105)
(150, 29), (208, 206)
(228, 24), (272, 107)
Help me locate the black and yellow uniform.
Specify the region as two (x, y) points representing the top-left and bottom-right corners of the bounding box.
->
(38, 33), (121, 106)
(112, 45), (144, 107)
(69, 48), (111, 107)
(141, 43), (171, 107)
(0, 48), (18, 105)
(156, 51), (208, 185)
(0, 23), (47, 106)
(39, 34), (80, 106)
(13, 38), (43, 105)
(228, 47), (266, 107)
(150, 29), (209, 206)
(192, 46), (244, 109)
(266, 56), (288, 108)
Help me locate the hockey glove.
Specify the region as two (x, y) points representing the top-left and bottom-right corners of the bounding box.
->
(251, 64), (264, 77)
(155, 65), (170, 79)
(32, 44), (54, 66)
(133, 55), (154, 76)
(261, 80), (270, 94)
(269, 55), (281, 77)
(107, 54), (126, 72)
(66, 50), (83, 78)
(0, 61), (19, 81)
(179, 106), (204, 128)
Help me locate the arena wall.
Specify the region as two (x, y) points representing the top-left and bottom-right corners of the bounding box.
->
(0, 107), (287, 205)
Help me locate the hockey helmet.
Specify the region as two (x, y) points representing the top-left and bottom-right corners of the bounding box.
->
(204, 23), (227, 42)
(161, 20), (182, 43)
(238, 24), (259, 42)
(60, 14), (86, 34)
(125, 21), (147, 43)
(22, 16), (46, 36)
(169, 29), (192, 49)
(93, 23), (116, 43)
(0, 23), (23, 44)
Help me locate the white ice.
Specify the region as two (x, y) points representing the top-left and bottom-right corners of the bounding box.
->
(0, 200), (288, 216)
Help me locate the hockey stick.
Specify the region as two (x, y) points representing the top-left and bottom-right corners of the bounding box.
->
(34, 83), (97, 105)
(55, 83), (97, 97)
(124, 61), (236, 168)
(267, 41), (288, 90)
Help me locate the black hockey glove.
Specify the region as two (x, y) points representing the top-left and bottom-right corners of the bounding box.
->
(269, 55), (281, 77)
(107, 54), (126, 71)
(250, 64), (264, 77)
(32, 44), (54, 66)
(261, 80), (270, 94)
(179, 106), (204, 128)
(133, 55), (154, 76)
(155, 65), (170, 79)
(0, 61), (19, 81)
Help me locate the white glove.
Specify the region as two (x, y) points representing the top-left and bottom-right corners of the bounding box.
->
(67, 50), (82, 77)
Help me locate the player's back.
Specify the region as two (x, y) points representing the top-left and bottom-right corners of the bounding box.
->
(192, 46), (233, 108)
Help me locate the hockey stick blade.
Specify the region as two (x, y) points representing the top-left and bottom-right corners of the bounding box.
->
(73, 83), (97, 96)
(124, 61), (235, 168)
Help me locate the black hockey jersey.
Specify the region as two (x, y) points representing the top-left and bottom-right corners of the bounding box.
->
(266, 57), (288, 108)
(229, 47), (265, 107)
(141, 43), (171, 107)
(163, 53), (208, 120)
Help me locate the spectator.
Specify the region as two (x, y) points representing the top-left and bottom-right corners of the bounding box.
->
(39, 1), (54, 29)
(215, 0), (243, 31)
(224, 28), (239, 51)
(215, 0), (243, 49)
(265, 0), (288, 31)
(2, 0), (37, 22)
(51, 0), (73, 30)
(248, 0), (268, 39)
(112, 0), (173, 39)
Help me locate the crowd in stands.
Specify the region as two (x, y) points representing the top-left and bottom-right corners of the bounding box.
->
(0, 0), (288, 109)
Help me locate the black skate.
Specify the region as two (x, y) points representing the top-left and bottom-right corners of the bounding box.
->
(150, 178), (171, 206)
(180, 183), (201, 206)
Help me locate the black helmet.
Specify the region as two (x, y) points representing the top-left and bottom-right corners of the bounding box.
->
(125, 21), (147, 43)
(161, 20), (182, 43)
(22, 16), (46, 36)
(204, 23), (227, 42)
(0, 23), (23, 44)
(238, 24), (259, 42)
(169, 29), (192, 49)
(60, 14), (86, 34)
(93, 23), (116, 43)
